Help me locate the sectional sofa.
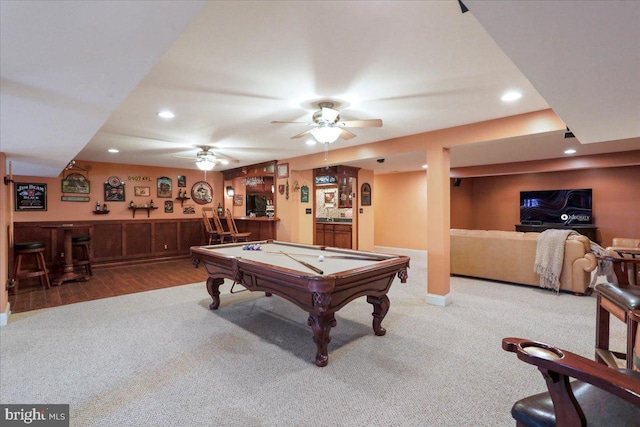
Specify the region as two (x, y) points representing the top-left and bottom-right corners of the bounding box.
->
(450, 229), (598, 295)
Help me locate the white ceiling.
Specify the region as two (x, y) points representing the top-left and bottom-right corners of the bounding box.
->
(1, 1), (639, 177)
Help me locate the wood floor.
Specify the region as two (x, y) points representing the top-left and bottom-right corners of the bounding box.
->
(8, 257), (209, 314)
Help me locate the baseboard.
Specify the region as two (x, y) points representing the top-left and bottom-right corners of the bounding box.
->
(0, 302), (10, 327)
(374, 246), (427, 268)
(425, 292), (451, 307)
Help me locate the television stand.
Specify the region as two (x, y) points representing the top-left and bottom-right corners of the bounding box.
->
(515, 224), (597, 242)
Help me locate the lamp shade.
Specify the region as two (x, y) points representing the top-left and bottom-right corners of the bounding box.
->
(196, 158), (215, 171)
(311, 126), (342, 144)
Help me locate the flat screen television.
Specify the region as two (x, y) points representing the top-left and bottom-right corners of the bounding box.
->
(520, 189), (593, 225)
(246, 194), (267, 217)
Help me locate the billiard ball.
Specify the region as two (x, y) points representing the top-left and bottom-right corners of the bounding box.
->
(318, 255), (324, 262)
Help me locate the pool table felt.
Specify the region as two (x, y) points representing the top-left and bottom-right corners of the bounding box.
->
(198, 242), (392, 276)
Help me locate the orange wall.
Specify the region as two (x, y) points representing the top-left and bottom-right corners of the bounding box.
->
(12, 160), (223, 223)
(467, 165), (640, 246)
(357, 169), (375, 251)
(373, 164), (639, 250)
(374, 171), (428, 250)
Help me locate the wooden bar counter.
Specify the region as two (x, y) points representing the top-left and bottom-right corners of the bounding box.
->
(232, 217), (279, 241)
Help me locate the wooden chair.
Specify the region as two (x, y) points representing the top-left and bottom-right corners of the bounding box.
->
(11, 241), (51, 293)
(203, 207), (232, 244)
(594, 255), (640, 369)
(503, 337), (640, 427)
(225, 208), (251, 242)
(201, 209), (220, 245)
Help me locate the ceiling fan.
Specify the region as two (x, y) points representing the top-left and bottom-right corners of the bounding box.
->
(173, 145), (238, 171)
(271, 102), (383, 144)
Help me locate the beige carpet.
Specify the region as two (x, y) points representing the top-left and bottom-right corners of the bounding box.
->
(0, 256), (624, 427)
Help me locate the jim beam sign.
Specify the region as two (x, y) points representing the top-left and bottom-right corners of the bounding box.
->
(15, 182), (47, 211)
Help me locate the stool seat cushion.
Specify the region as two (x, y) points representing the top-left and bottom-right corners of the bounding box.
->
(15, 242), (45, 250)
(72, 236), (90, 243)
(595, 283), (640, 310)
(512, 370), (640, 427)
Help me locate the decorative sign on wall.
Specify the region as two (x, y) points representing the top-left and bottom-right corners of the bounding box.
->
(127, 176), (151, 182)
(15, 183), (47, 211)
(361, 183), (372, 206)
(191, 181), (213, 205)
(177, 175), (186, 187)
(104, 176), (125, 202)
(61, 173), (90, 194)
(315, 175), (337, 185)
(164, 200), (174, 213)
(233, 194), (244, 206)
(301, 185), (309, 203)
(157, 176), (172, 198)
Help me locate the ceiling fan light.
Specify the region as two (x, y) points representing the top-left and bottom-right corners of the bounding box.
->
(196, 158), (215, 171)
(311, 126), (342, 144)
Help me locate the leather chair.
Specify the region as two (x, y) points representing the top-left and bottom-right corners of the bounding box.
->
(11, 241), (51, 293)
(503, 337), (640, 427)
(594, 255), (640, 369)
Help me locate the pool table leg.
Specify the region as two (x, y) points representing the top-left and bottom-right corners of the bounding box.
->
(206, 277), (225, 310)
(367, 295), (390, 336)
(307, 313), (337, 367)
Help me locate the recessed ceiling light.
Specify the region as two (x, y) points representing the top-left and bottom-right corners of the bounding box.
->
(564, 148), (577, 154)
(422, 164), (428, 169)
(108, 148), (119, 153)
(157, 110), (175, 119)
(501, 91), (522, 102)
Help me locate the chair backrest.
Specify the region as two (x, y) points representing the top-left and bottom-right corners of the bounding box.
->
(201, 208), (216, 234)
(208, 207), (227, 235)
(606, 255), (640, 286)
(225, 209), (239, 234)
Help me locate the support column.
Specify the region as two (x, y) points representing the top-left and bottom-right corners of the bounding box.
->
(425, 145), (451, 306)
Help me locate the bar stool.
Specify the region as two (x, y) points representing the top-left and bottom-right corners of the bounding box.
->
(72, 235), (92, 276)
(11, 242), (51, 293)
(594, 255), (640, 369)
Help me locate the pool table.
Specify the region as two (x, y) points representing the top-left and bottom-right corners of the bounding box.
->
(191, 240), (410, 366)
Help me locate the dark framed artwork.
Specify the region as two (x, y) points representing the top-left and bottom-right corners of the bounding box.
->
(191, 181), (213, 205)
(164, 200), (174, 213)
(157, 176), (172, 198)
(15, 182), (47, 211)
(361, 183), (372, 206)
(61, 173), (90, 194)
(177, 175), (186, 187)
(301, 185), (309, 203)
(104, 181), (125, 202)
(233, 194), (243, 206)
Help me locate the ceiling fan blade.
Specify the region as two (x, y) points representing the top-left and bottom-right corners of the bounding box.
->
(338, 119), (383, 128)
(271, 120), (310, 124)
(291, 129), (314, 139)
(321, 107), (340, 122)
(339, 129), (357, 140)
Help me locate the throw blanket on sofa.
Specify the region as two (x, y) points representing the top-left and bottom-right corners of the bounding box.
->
(534, 229), (579, 291)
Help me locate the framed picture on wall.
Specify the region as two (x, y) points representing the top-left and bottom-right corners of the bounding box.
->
(361, 183), (372, 206)
(277, 163), (289, 179)
(15, 182), (47, 211)
(164, 200), (174, 213)
(157, 176), (172, 198)
(61, 173), (90, 194)
(134, 186), (150, 197)
(177, 175), (186, 187)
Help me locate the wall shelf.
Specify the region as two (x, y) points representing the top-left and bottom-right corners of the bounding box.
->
(93, 210), (110, 215)
(175, 196), (191, 207)
(128, 206), (158, 218)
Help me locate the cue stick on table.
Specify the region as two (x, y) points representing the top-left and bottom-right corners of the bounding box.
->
(265, 251), (384, 262)
(280, 251), (324, 275)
